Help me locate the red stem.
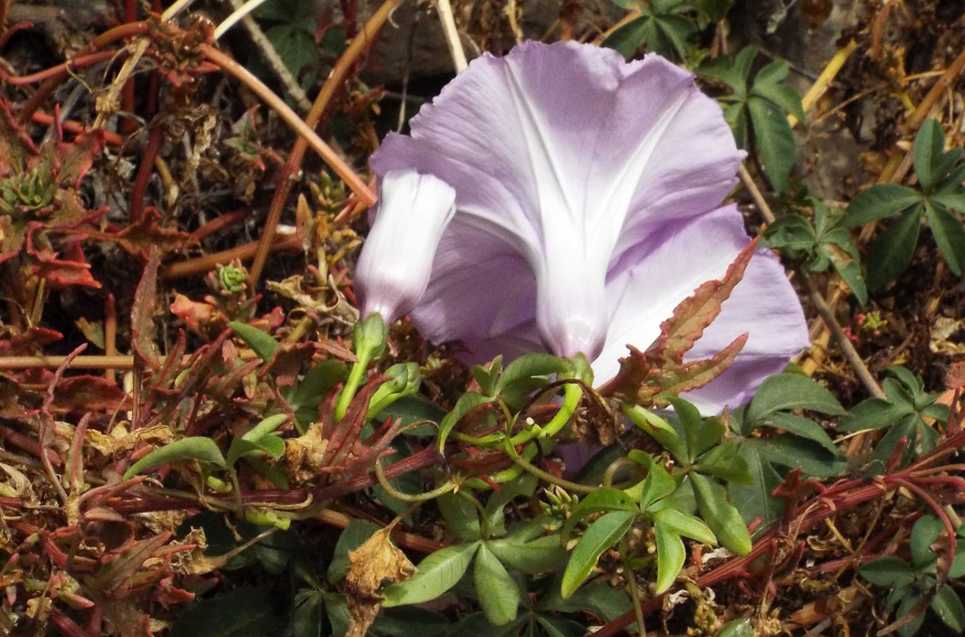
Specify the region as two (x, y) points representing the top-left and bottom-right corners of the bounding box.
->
(2, 50), (120, 85)
(130, 126), (163, 223)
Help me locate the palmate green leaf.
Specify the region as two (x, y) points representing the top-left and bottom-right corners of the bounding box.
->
(751, 59), (805, 122)
(690, 473), (751, 555)
(539, 578), (632, 621)
(913, 118), (945, 191)
(698, 46), (756, 97)
(820, 232), (868, 306)
(603, 2), (696, 60)
(924, 200), (965, 276)
(438, 492), (482, 543)
(669, 396), (719, 462)
(124, 436), (226, 479)
(292, 589), (324, 637)
(561, 511), (636, 599)
(561, 488), (638, 543)
(695, 442), (752, 484)
(483, 474), (538, 537)
(265, 25), (319, 80)
(473, 543), (520, 626)
(654, 520), (686, 594)
(228, 321), (279, 362)
(750, 435), (846, 477)
(763, 412), (838, 454)
(624, 405), (688, 464)
(383, 542), (480, 607)
(867, 208), (922, 292)
(764, 214), (817, 256)
(745, 373), (846, 423)
(653, 507), (717, 545)
(838, 397), (914, 432)
(932, 191), (965, 212)
(747, 95), (795, 193)
(845, 184), (922, 227)
(495, 352), (571, 408)
(488, 533), (567, 575)
(170, 587), (282, 637)
(637, 461), (678, 512)
(727, 444), (783, 525)
(931, 584), (965, 633)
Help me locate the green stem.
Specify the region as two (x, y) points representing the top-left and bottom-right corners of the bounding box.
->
(334, 351), (370, 421)
(374, 459), (455, 503)
(623, 541), (647, 637)
(509, 381), (582, 447)
(502, 440), (597, 494)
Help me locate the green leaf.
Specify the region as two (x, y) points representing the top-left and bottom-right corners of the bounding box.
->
(745, 373), (846, 423)
(654, 520), (686, 594)
(624, 405), (689, 464)
(695, 442), (752, 484)
(764, 214), (817, 256)
(858, 556), (916, 587)
(949, 539), (965, 579)
(867, 208), (922, 292)
(170, 587), (281, 637)
(124, 436), (226, 479)
(225, 435), (284, 468)
(562, 488), (638, 543)
(327, 520), (379, 585)
(924, 200), (965, 276)
(637, 461), (678, 512)
(483, 474), (538, 537)
(838, 397), (914, 432)
(818, 228), (868, 305)
(727, 445), (783, 525)
(931, 584), (965, 633)
(910, 515), (943, 568)
(750, 435), (846, 477)
(292, 589), (324, 637)
(913, 118), (945, 191)
(488, 533), (567, 575)
(265, 24), (319, 81)
(932, 190), (965, 212)
(438, 492), (482, 543)
(762, 412), (838, 454)
(561, 511), (636, 599)
(896, 592), (926, 637)
(437, 392), (494, 453)
(229, 321), (279, 362)
(473, 543), (520, 626)
(539, 578), (632, 621)
(748, 95), (795, 192)
(699, 46), (756, 96)
(383, 542), (480, 607)
(495, 353), (570, 393)
(845, 185), (922, 227)
(653, 507), (717, 545)
(690, 473), (751, 555)
(669, 396), (718, 462)
(751, 59), (805, 122)
(289, 361), (348, 428)
(716, 618), (754, 637)
(603, 15), (651, 58)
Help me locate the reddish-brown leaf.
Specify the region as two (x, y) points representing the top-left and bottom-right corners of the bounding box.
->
(634, 333), (748, 406)
(647, 240), (756, 364)
(132, 248), (162, 369)
(50, 376), (126, 413)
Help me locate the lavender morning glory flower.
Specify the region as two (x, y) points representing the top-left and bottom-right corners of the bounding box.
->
(357, 41), (809, 412)
(355, 170), (456, 324)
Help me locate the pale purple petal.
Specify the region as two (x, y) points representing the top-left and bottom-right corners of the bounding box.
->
(595, 205), (809, 413)
(355, 170), (456, 323)
(371, 41), (743, 360)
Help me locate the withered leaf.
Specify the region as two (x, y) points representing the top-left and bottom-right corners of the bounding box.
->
(344, 527), (415, 637)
